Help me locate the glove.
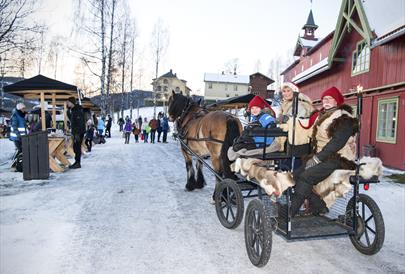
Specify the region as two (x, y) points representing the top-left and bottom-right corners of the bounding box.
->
(280, 115), (289, 123)
(305, 155), (321, 170)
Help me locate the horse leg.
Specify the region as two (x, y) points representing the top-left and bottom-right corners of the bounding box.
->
(210, 156), (223, 201)
(182, 149), (198, 191)
(195, 159), (206, 189)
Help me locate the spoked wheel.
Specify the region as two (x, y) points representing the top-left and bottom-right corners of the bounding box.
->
(346, 193), (385, 255)
(244, 199), (272, 267)
(214, 179), (244, 229)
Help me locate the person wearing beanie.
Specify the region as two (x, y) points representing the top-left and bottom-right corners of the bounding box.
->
(278, 82), (315, 122)
(289, 86), (359, 217)
(9, 102), (27, 155)
(66, 96), (85, 169)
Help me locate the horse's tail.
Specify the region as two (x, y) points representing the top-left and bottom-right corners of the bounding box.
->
(221, 117), (241, 178)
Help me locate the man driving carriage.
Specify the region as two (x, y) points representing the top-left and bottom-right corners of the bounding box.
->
(290, 86), (359, 216)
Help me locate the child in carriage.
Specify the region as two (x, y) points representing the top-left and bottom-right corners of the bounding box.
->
(228, 95), (280, 160)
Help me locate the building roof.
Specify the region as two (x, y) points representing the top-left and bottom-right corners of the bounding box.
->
(303, 9), (318, 29)
(159, 69), (177, 78)
(291, 58), (329, 84)
(249, 72), (274, 85)
(204, 73), (249, 84)
(3, 74), (77, 93)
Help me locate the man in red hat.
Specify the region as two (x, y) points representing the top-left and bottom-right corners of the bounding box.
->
(290, 86), (359, 216)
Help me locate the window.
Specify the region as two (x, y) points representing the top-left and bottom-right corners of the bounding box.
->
(234, 85), (238, 91)
(225, 84), (228, 91)
(163, 86), (168, 92)
(235, 94), (239, 97)
(301, 65), (304, 72)
(226, 94), (230, 97)
(175, 87), (180, 92)
(208, 82), (212, 89)
(319, 52), (322, 61)
(352, 40), (370, 75)
(157, 86), (162, 91)
(163, 79), (168, 84)
(376, 97), (398, 143)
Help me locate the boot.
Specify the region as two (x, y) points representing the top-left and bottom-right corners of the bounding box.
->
(308, 192), (329, 216)
(290, 181), (313, 217)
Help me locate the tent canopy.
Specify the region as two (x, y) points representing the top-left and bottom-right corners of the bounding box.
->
(206, 93), (256, 110)
(3, 74), (77, 94)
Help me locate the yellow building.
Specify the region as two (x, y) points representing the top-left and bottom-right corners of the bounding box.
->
(151, 69), (191, 104)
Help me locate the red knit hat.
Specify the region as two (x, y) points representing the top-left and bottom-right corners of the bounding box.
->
(248, 95), (271, 109)
(321, 86), (344, 106)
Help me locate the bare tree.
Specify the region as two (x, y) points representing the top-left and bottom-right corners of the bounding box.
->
(223, 58), (239, 75)
(150, 18), (169, 117)
(105, 0), (117, 115)
(129, 20), (137, 119)
(119, 15), (130, 118)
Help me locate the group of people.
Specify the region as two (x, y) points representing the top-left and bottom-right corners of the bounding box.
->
(233, 83), (358, 217)
(121, 112), (170, 144)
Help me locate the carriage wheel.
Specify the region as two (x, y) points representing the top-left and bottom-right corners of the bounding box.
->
(244, 199), (272, 267)
(346, 194), (385, 255)
(214, 179), (244, 229)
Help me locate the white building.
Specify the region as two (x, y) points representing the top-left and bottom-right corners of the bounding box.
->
(203, 73), (249, 102)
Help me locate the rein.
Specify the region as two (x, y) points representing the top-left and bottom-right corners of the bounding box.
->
(175, 99), (224, 145)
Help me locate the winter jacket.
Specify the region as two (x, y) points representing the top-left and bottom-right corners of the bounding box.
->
(124, 120), (132, 133)
(9, 109), (27, 142)
(68, 104), (85, 136)
(149, 119), (158, 130)
(280, 93), (315, 119)
(86, 126), (95, 140)
(310, 104), (359, 169)
(132, 123), (141, 135)
(161, 117), (169, 131)
(97, 119), (105, 131)
(250, 112), (276, 148)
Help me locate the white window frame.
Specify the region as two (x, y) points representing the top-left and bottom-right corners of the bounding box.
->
(352, 40), (370, 76)
(376, 97), (399, 144)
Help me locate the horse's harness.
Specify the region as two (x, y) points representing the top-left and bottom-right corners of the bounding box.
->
(175, 98), (225, 147)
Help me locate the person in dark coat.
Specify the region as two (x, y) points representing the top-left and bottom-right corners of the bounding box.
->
(161, 116), (169, 143)
(118, 117), (125, 132)
(105, 114), (112, 138)
(66, 97), (86, 169)
(85, 123), (95, 152)
(9, 103), (27, 154)
(290, 87), (359, 216)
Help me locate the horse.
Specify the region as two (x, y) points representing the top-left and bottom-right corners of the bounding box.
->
(168, 91), (242, 193)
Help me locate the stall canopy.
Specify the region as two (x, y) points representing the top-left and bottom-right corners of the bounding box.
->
(3, 74), (80, 130)
(206, 93), (256, 110)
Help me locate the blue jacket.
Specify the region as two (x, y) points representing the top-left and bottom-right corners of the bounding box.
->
(97, 119), (105, 131)
(250, 113), (275, 148)
(9, 109), (27, 142)
(161, 117), (169, 131)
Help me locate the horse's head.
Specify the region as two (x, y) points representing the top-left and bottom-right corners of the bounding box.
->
(168, 90), (189, 122)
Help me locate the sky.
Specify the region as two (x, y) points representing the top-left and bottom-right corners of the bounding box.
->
(33, 0), (342, 95)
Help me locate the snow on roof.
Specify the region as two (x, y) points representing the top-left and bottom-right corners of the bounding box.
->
(299, 37), (319, 48)
(362, 0), (405, 38)
(204, 73), (249, 84)
(292, 58), (329, 84)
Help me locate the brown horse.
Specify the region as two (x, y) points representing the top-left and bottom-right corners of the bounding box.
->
(168, 91), (242, 192)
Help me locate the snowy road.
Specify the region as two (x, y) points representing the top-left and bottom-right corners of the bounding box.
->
(1, 129), (404, 274)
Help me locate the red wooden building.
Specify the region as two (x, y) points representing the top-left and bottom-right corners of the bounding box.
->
(282, 0), (405, 170)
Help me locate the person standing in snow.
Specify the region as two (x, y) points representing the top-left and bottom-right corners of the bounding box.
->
(123, 118), (132, 144)
(141, 117), (149, 143)
(105, 114), (112, 138)
(66, 97), (86, 169)
(149, 116), (158, 144)
(97, 116), (106, 144)
(9, 102), (27, 154)
(157, 112), (163, 142)
(132, 121), (141, 143)
(161, 115), (169, 143)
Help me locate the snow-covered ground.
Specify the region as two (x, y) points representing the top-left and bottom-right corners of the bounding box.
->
(0, 107), (404, 274)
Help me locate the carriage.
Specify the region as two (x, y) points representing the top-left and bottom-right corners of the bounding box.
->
(169, 90), (385, 267)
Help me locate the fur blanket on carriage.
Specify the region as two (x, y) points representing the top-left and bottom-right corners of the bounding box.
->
(231, 156), (383, 208)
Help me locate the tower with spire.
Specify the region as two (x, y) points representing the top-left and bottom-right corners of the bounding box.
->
(302, 9), (318, 40)
(293, 9), (319, 57)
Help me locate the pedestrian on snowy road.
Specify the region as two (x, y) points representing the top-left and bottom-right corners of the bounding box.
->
(149, 116), (158, 143)
(66, 97), (85, 169)
(123, 118), (132, 144)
